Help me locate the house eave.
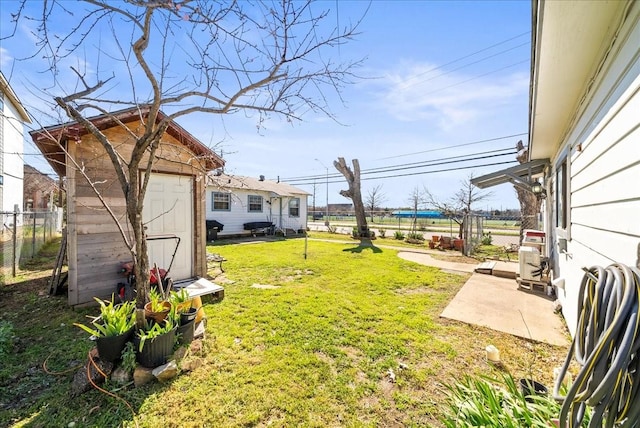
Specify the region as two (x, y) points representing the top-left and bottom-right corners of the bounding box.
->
(528, 0), (628, 160)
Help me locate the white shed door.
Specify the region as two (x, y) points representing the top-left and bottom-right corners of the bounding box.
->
(143, 173), (193, 281)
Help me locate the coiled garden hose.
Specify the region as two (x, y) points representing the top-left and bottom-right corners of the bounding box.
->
(553, 264), (640, 428)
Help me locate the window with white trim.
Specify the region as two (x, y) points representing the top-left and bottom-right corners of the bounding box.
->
(212, 192), (231, 211)
(248, 195), (263, 213)
(555, 158), (567, 229)
(288, 198), (300, 217)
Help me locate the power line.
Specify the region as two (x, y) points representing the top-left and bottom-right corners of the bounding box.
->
(283, 149), (517, 185)
(399, 31), (530, 86)
(401, 41), (529, 90)
(376, 132), (527, 161)
(282, 147), (515, 182)
(287, 159), (517, 186)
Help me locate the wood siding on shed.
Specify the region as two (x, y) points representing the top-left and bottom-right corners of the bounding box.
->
(66, 119), (209, 306)
(550, 6), (640, 336)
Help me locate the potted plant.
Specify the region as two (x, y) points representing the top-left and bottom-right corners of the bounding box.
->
(74, 296), (135, 363)
(144, 288), (172, 322)
(169, 288), (192, 314)
(135, 317), (177, 368)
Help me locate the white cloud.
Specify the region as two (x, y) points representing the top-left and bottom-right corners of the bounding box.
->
(373, 61), (529, 131)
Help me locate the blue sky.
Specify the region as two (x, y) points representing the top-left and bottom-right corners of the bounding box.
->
(1, 1), (531, 211)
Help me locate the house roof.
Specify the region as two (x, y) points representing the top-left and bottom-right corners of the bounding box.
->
(209, 174), (310, 197)
(528, 0), (628, 160)
(0, 72), (31, 123)
(29, 106), (224, 177)
(471, 158), (549, 190)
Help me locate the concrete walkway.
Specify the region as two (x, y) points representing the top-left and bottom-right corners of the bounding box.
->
(397, 251), (569, 347)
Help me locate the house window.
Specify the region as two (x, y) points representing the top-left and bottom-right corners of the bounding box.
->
(289, 198), (300, 217)
(556, 158), (567, 229)
(212, 192), (230, 211)
(248, 195), (263, 213)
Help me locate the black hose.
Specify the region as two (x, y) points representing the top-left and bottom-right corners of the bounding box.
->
(554, 264), (640, 428)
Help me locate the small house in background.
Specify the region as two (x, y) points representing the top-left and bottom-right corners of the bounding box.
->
(0, 72), (31, 215)
(23, 164), (61, 211)
(207, 174), (309, 238)
(30, 107), (224, 306)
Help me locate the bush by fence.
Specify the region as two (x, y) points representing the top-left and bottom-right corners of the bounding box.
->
(1, 209), (63, 283)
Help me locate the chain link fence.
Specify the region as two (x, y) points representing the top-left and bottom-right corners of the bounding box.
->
(464, 213), (543, 258)
(1, 209), (64, 284)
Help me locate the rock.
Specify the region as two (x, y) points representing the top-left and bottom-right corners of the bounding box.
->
(111, 367), (132, 384)
(180, 357), (203, 372)
(133, 365), (155, 387)
(152, 361), (178, 382)
(172, 347), (188, 362)
(189, 339), (204, 355)
(70, 353), (113, 397)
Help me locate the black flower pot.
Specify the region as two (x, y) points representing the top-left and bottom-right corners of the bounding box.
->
(180, 307), (198, 326)
(177, 319), (195, 345)
(135, 327), (177, 368)
(96, 327), (134, 363)
(519, 378), (548, 402)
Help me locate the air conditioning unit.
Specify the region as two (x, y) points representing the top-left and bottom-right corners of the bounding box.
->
(519, 246), (541, 281)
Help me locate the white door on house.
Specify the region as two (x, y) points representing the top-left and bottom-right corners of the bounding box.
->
(142, 173), (193, 281)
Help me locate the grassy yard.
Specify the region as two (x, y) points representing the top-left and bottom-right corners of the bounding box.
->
(0, 237), (569, 427)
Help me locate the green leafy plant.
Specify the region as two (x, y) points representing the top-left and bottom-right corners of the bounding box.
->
(120, 341), (137, 374)
(481, 232), (493, 245)
(137, 318), (175, 352)
(394, 230), (405, 240)
(0, 320), (14, 359)
(378, 228), (386, 238)
(73, 296), (135, 338)
(147, 288), (170, 312)
(169, 288), (190, 305)
(441, 373), (563, 428)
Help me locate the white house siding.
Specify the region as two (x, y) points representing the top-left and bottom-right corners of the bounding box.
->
(0, 89), (26, 215)
(549, 7), (640, 336)
(206, 186), (308, 236)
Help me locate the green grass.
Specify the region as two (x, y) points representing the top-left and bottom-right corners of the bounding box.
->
(1, 238), (568, 427)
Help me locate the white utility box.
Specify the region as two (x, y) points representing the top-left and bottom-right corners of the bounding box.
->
(522, 229), (545, 257)
(519, 246), (541, 281)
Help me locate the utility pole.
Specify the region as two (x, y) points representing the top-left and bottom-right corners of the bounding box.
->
(315, 159), (329, 221)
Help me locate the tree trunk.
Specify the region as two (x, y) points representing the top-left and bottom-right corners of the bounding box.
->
(515, 141), (542, 241)
(334, 158), (369, 238)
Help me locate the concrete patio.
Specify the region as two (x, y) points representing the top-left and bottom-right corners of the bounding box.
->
(397, 251), (569, 347)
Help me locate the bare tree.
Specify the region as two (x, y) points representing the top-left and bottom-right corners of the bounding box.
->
(6, 1), (362, 308)
(427, 173), (493, 239)
(334, 157), (369, 238)
(365, 184), (386, 222)
(515, 140), (542, 239)
(407, 186), (428, 234)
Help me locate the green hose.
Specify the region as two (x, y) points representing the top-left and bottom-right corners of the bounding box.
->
(554, 264), (640, 428)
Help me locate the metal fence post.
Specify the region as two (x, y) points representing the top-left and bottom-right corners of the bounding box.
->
(12, 212), (17, 277)
(32, 213), (37, 258)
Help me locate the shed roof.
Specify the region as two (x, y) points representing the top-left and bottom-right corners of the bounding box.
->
(29, 106), (224, 176)
(209, 174), (310, 197)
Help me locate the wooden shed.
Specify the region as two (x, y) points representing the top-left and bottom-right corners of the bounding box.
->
(30, 107), (224, 306)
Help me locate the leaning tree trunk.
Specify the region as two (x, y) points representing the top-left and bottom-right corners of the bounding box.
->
(515, 141), (542, 241)
(334, 158), (369, 238)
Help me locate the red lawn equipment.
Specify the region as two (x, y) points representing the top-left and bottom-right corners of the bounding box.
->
(117, 235), (181, 302)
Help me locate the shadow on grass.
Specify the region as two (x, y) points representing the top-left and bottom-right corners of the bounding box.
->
(342, 239), (383, 254)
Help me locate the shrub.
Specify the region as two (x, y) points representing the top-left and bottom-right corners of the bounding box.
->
(441, 373), (566, 427)
(352, 227), (359, 238)
(406, 232), (425, 241)
(394, 231), (405, 240)
(378, 228), (386, 238)
(481, 232), (493, 245)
